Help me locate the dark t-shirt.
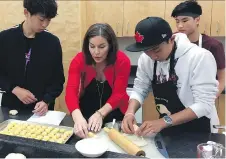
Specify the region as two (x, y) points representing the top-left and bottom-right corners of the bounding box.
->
(24, 36), (33, 56)
(193, 34), (225, 69)
(24, 36), (34, 69)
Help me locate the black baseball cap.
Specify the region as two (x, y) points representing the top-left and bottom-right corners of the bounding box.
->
(126, 17), (173, 52)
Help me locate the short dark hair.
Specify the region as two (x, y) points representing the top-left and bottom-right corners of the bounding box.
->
(23, 0), (58, 19)
(82, 23), (118, 66)
(171, 0), (202, 18)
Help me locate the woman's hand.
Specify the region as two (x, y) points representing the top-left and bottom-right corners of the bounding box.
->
(88, 111), (103, 132)
(72, 109), (88, 138)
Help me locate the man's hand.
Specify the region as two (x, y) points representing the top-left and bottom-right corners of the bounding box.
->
(136, 119), (167, 136)
(121, 113), (137, 134)
(12, 86), (37, 104)
(32, 101), (48, 116)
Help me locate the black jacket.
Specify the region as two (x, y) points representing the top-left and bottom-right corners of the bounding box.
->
(0, 24), (65, 110)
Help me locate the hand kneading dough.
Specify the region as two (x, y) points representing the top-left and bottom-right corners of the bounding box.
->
(9, 110), (18, 115)
(5, 153), (26, 159)
(133, 124), (139, 131)
(122, 124), (148, 147)
(123, 133), (148, 147)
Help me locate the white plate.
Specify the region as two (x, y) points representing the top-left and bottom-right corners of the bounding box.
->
(75, 138), (109, 157)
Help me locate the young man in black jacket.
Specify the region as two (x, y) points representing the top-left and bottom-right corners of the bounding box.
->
(0, 0), (65, 116)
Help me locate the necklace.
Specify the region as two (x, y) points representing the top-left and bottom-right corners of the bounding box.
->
(96, 79), (105, 109)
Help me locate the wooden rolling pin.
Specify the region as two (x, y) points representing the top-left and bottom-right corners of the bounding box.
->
(104, 127), (146, 157)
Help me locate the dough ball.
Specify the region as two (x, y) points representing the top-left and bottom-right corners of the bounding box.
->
(30, 129), (36, 134)
(9, 110), (18, 116)
(7, 123), (15, 129)
(51, 135), (58, 140)
(64, 130), (73, 136)
(47, 127), (53, 131)
(5, 153), (26, 159)
(12, 129), (19, 135)
(52, 128), (59, 133)
(41, 126), (48, 129)
(35, 129), (43, 135)
(56, 139), (64, 144)
(49, 131), (56, 135)
(45, 128), (51, 133)
(26, 133), (32, 138)
(36, 135), (43, 140)
(31, 134), (36, 138)
(42, 131), (48, 136)
(59, 129), (66, 133)
(19, 131), (26, 136)
(55, 133), (61, 139)
(49, 138), (56, 142)
(28, 124), (35, 129)
(42, 136), (49, 141)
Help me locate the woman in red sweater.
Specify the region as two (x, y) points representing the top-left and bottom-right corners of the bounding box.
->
(65, 23), (131, 138)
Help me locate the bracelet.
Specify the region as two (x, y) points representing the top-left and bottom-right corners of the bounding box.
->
(96, 110), (104, 119)
(124, 113), (135, 117)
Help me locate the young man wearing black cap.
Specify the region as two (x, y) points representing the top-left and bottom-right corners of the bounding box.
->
(172, 0), (225, 97)
(0, 0), (65, 115)
(121, 17), (219, 136)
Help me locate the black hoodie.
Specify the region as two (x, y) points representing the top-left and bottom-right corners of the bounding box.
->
(0, 23), (65, 110)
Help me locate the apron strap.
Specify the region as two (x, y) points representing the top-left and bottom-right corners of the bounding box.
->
(153, 61), (157, 83)
(198, 34), (202, 48)
(152, 43), (177, 83)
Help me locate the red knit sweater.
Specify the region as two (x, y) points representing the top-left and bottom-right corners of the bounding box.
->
(65, 50), (131, 114)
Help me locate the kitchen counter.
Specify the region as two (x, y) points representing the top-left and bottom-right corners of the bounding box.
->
(162, 132), (225, 158)
(0, 107), (138, 158)
(0, 106), (225, 158)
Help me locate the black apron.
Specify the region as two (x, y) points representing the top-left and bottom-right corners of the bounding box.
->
(79, 78), (124, 125)
(152, 46), (210, 136)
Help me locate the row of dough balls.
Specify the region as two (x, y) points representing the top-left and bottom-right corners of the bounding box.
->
(0, 122), (73, 144)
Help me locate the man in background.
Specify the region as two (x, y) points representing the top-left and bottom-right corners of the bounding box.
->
(172, 0), (225, 97)
(0, 0), (65, 115)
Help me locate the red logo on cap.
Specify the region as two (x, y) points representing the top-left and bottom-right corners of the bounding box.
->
(135, 31), (144, 43)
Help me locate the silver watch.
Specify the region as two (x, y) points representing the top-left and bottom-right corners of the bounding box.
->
(163, 115), (173, 127)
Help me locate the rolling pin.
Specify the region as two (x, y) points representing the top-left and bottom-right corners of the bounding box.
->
(103, 127), (145, 157)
